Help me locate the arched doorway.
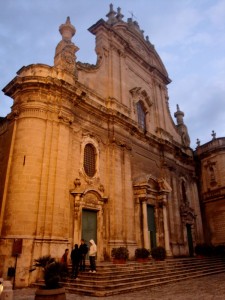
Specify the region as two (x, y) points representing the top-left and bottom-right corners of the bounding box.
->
(147, 205), (157, 249)
(186, 224), (194, 256)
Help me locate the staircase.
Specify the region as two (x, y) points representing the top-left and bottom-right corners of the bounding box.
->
(32, 256), (225, 297)
(61, 256), (225, 297)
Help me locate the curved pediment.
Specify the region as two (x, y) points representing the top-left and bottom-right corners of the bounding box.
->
(133, 174), (159, 191)
(130, 86), (152, 105)
(89, 12), (171, 84)
(112, 22), (170, 81)
(133, 174), (172, 193)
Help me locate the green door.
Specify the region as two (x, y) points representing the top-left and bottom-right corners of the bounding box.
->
(186, 224), (194, 256)
(147, 205), (157, 249)
(82, 209), (97, 246)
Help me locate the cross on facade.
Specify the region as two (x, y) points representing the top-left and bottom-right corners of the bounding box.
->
(211, 130), (216, 140)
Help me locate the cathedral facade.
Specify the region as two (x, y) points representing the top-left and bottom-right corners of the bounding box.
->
(0, 5), (204, 287)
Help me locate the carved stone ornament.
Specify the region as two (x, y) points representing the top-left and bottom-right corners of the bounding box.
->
(180, 202), (196, 224)
(129, 37), (148, 58)
(74, 178), (81, 188)
(98, 184), (105, 193)
(83, 192), (99, 207)
(158, 178), (172, 193)
(62, 50), (74, 64)
(74, 202), (80, 219)
(7, 109), (20, 120)
(58, 110), (74, 124)
(130, 87), (152, 112)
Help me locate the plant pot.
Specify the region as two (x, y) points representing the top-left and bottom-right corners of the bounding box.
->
(113, 258), (126, 264)
(35, 287), (66, 300)
(196, 255), (205, 259)
(136, 258), (149, 263)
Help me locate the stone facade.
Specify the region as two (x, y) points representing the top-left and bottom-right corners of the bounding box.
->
(0, 6), (204, 287)
(195, 136), (225, 245)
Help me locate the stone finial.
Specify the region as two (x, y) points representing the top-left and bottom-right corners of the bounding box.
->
(211, 130), (216, 140)
(106, 3), (117, 25)
(145, 36), (154, 47)
(174, 104), (190, 147)
(116, 7), (124, 21)
(196, 138), (201, 147)
(54, 17), (79, 77)
(59, 17), (76, 41)
(174, 104), (184, 125)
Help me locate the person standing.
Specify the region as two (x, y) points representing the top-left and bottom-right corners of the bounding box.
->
(79, 239), (88, 272)
(61, 248), (69, 275)
(70, 244), (80, 279)
(89, 239), (97, 273)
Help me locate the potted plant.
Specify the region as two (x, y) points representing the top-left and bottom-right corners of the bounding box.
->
(194, 243), (214, 258)
(111, 247), (129, 264)
(30, 255), (67, 300)
(135, 248), (150, 262)
(151, 246), (166, 261)
(214, 244), (225, 257)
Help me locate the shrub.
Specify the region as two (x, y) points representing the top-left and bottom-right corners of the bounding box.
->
(135, 248), (150, 259)
(214, 244), (225, 256)
(151, 246), (166, 260)
(111, 247), (129, 260)
(194, 243), (214, 257)
(30, 255), (67, 289)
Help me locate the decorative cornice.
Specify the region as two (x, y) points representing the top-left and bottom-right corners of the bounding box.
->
(58, 110), (74, 124)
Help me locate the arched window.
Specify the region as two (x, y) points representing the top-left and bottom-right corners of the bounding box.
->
(136, 101), (146, 130)
(84, 143), (96, 177)
(182, 180), (187, 202)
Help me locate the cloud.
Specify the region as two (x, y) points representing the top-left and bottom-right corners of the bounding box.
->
(0, 0), (224, 150)
(207, 0), (225, 28)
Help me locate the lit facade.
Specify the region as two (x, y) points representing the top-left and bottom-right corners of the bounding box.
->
(0, 6), (204, 287)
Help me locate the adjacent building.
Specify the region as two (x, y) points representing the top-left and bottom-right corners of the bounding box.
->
(195, 135), (225, 246)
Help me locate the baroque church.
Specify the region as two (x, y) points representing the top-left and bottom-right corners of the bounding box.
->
(0, 4), (224, 288)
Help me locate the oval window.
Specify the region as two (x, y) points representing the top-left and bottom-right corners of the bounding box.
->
(84, 143), (96, 177)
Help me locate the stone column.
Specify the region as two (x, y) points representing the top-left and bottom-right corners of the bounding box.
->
(73, 193), (82, 245)
(70, 187), (82, 246)
(141, 199), (149, 249)
(162, 196), (172, 256)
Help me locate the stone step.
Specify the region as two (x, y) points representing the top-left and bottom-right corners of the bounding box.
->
(65, 264), (225, 285)
(66, 270), (225, 297)
(64, 264), (225, 287)
(32, 257), (225, 297)
(66, 257), (225, 280)
(65, 268), (225, 297)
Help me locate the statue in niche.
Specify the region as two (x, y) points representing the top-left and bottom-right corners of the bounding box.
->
(208, 164), (217, 187)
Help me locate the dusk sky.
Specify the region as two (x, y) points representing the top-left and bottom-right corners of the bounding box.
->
(1, 0), (225, 149)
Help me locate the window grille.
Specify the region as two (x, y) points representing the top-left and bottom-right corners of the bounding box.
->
(84, 143), (96, 177)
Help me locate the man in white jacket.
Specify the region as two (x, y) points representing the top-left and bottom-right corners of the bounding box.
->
(89, 239), (97, 273)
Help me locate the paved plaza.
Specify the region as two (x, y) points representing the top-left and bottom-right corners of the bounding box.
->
(12, 273), (225, 300)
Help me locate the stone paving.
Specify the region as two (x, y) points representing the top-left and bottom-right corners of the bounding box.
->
(13, 273), (225, 299)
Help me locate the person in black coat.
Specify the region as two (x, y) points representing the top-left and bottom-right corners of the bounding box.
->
(70, 244), (80, 279)
(79, 239), (88, 271)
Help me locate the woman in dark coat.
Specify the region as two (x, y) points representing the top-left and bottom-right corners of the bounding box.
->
(70, 244), (81, 279)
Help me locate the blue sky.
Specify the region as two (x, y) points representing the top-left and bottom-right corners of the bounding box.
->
(0, 0), (225, 149)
